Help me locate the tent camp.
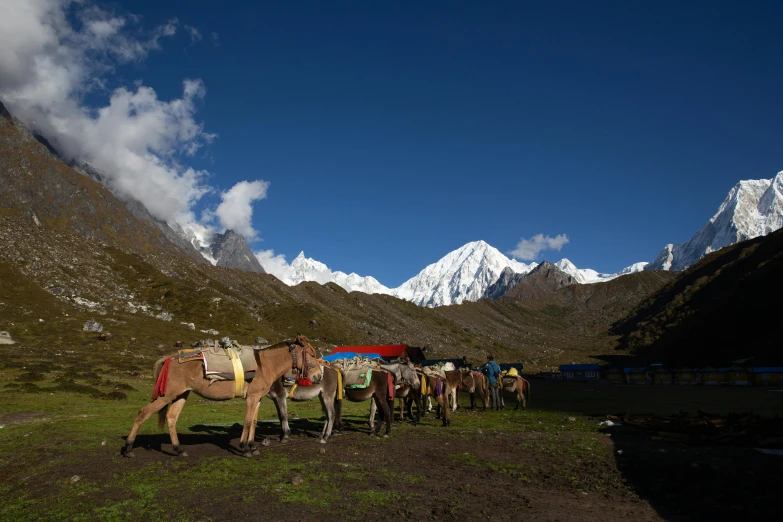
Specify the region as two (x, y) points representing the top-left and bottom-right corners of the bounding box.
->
(326, 344), (426, 363)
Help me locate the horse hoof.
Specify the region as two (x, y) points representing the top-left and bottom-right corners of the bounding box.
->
(179, 451), (189, 457)
(280, 437), (290, 444)
(319, 439), (327, 444)
(123, 451), (135, 458)
(382, 433), (389, 438)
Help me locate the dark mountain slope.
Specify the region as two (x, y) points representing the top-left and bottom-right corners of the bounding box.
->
(502, 261), (576, 300)
(612, 228), (783, 366)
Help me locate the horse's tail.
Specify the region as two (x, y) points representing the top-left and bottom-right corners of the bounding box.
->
(152, 358), (169, 429)
(523, 378), (531, 403)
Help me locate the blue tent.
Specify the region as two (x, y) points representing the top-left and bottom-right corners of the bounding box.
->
(322, 352), (387, 363)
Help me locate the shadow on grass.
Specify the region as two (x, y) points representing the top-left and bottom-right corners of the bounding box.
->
(122, 418), (327, 456)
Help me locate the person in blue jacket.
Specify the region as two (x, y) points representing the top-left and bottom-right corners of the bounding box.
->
(483, 354), (502, 410)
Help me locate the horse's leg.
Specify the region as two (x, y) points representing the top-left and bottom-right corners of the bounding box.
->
(412, 389), (422, 425)
(443, 387), (452, 426)
(248, 399), (264, 455)
(166, 393), (190, 456)
(240, 391), (264, 457)
(377, 393), (392, 437)
(124, 396), (171, 457)
(318, 392), (334, 443)
(368, 398), (377, 432)
(272, 392), (291, 443)
(334, 397), (343, 432)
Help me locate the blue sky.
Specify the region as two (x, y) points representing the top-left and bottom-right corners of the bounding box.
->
(3, 1), (782, 287)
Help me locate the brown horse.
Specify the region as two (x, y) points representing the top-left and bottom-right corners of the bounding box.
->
(123, 335), (321, 458)
(416, 368), (471, 426)
(468, 371), (490, 410)
(500, 375), (531, 410)
(238, 337), (322, 457)
(266, 366), (340, 444)
(334, 369), (394, 437)
(446, 368), (476, 412)
(368, 361), (422, 430)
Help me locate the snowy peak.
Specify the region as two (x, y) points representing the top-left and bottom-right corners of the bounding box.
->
(648, 171), (783, 271)
(393, 240), (537, 307)
(554, 258), (644, 284)
(278, 251), (392, 294)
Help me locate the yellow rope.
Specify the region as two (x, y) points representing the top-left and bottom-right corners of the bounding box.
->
(287, 383), (298, 399)
(336, 369), (343, 401)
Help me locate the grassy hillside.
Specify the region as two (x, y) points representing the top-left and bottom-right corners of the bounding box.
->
(0, 209), (678, 372)
(612, 228), (783, 366)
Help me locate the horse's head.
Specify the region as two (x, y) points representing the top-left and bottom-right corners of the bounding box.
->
(290, 334), (322, 384)
(460, 368), (475, 393)
(401, 361), (421, 389)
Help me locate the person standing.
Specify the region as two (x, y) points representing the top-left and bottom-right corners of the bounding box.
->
(483, 354), (502, 410)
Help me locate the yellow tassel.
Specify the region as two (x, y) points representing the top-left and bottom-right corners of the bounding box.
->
(336, 370), (343, 401)
(287, 383), (298, 399)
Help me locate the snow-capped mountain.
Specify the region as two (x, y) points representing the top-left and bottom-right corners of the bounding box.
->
(554, 259), (648, 284)
(392, 240), (537, 307)
(648, 171), (783, 271)
(282, 252), (392, 294)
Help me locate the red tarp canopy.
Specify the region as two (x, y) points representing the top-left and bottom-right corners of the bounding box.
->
(329, 344), (409, 358)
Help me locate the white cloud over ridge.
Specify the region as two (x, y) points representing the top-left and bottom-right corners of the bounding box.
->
(511, 233), (570, 260)
(212, 180), (270, 239)
(0, 0), (266, 240)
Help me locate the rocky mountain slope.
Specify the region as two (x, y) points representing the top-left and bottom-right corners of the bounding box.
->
(648, 171), (783, 271)
(211, 230), (265, 273)
(614, 227), (783, 367)
(501, 261), (577, 300)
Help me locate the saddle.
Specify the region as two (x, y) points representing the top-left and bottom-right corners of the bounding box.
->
(502, 376), (519, 389)
(329, 356), (379, 389)
(422, 365), (448, 380)
(173, 339), (257, 383)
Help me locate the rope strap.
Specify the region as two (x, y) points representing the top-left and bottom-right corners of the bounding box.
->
(226, 348), (245, 398)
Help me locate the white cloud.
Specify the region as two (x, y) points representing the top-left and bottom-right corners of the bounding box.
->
(184, 25), (202, 44)
(213, 180), (269, 239)
(511, 234), (570, 260)
(0, 0), (268, 240)
(255, 249), (295, 281)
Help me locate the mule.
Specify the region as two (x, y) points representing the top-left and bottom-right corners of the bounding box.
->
(368, 362), (421, 430)
(239, 337), (322, 457)
(122, 335), (320, 458)
(418, 374), (450, 426)
(335, 369), (395, 437)
(446, 368), (476, 412)
(500, 375), (531, 410)
(468, 371), (490, 410)
(267, 366), (340, 444)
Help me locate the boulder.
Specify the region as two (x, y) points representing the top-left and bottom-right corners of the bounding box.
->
(83, 319), (103, 332)
(0, 331), (15, 345)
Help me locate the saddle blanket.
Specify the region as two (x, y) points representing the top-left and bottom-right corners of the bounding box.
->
(173, 344), (257, 381)
(422, 366), (446, 380)
(502, 376), (519, 388)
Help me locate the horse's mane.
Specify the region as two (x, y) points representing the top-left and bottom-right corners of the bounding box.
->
(261, 335), (311, 351)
